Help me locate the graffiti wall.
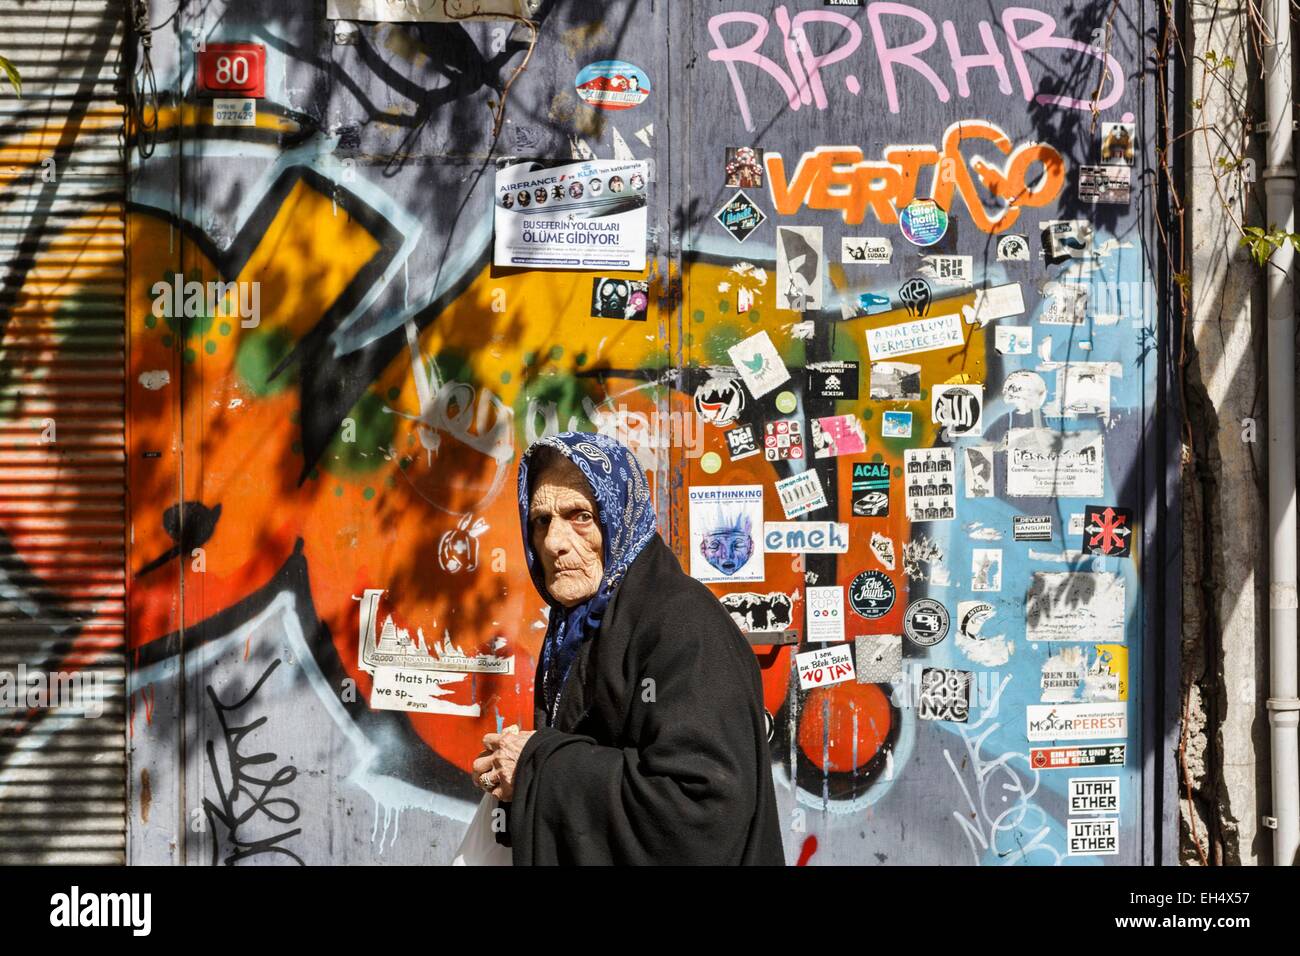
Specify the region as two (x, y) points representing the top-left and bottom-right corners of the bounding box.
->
(125, 0), (1174, 865)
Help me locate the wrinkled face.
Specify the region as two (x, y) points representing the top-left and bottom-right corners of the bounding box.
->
(701, 531), (753, 575)
(529, 458), (604, 607)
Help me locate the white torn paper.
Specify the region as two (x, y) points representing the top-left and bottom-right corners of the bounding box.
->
(1025, 571), (1126, 643)
(369, 667), (481, 716)
(962, 283), (1025, 326)
(1007, 429), (1105, 498)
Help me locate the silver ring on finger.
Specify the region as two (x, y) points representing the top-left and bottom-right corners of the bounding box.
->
(480, 772), (496, 791)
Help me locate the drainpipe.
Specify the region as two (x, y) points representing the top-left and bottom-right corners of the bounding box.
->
(1262, 0), (1300, 867)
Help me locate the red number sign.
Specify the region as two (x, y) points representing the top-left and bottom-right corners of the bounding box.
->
(197, 44), (265, 98)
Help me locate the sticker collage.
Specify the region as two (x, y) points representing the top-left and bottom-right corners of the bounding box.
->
(688, 116), (1143, 858)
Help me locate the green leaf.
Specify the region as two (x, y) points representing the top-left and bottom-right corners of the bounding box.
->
(1240, 231), (1279, 267)
(0, 55), (20, 97)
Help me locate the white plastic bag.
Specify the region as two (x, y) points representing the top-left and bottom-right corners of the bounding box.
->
(452, 794), (512, 866)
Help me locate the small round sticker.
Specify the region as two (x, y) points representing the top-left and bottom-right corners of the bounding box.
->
(694, 376), (747, 427)
(775, 390), (797, 413)
(899, 198), (949, 247)
(904, 598), (950, 646)
(849, 570), (896, 620)
(574, 60), (651, 111)
(700, 452), (722, 474)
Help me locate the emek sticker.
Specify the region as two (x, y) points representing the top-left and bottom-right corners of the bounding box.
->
(764, 521), (848, 554)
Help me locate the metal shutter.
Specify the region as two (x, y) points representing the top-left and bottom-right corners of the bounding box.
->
(0, 0), (126, 864)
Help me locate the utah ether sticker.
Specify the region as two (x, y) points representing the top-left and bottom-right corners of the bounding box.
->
(1081, 505), (1134, 558)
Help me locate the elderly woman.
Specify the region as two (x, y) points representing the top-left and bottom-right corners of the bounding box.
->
(471, 432), (784, 865)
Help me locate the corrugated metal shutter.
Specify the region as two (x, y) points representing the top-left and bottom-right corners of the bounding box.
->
(0, 0), (126, 864)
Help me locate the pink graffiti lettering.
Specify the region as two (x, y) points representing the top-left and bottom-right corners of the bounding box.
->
(868, 2), (950, 113)
(707, 3), (1125, 130)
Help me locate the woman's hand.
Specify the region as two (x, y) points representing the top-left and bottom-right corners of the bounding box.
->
(471, 726), (535, 802)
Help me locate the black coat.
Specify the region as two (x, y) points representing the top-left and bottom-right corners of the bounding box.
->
(499, 533), (786, 865)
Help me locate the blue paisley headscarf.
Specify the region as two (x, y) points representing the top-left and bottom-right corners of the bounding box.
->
(517, 432), (657, 724)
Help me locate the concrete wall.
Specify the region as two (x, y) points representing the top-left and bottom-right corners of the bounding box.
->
(1180, 0), (1272, 865)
